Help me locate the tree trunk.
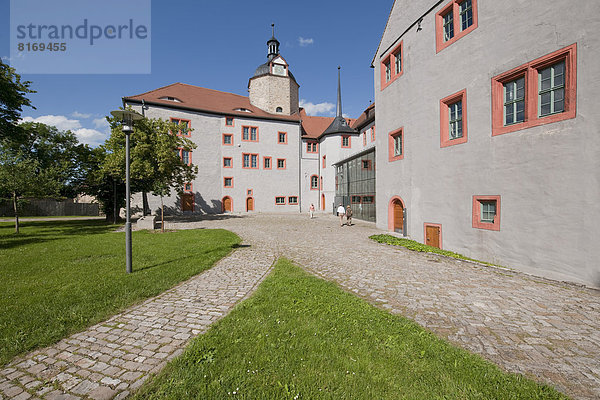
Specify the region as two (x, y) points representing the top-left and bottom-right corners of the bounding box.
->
(160, 195), (164, 233)
(142, 191), (150, 216)
(13, 192), (19, 234)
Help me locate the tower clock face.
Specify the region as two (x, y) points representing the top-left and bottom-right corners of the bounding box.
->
(273, 64), (285, 76)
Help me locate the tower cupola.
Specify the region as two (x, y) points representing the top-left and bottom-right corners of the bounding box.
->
(267, 23), (280, 60)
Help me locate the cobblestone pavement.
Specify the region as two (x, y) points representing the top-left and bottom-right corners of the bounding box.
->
(0, 239), (276, 400)
(171, 213), (600, 400)
(1, 213), (599, 399)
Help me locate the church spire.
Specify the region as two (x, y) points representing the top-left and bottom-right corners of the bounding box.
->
(322, 66), (357, 136)
(267, 23), (280, 60)
(336, 66), (342, 118)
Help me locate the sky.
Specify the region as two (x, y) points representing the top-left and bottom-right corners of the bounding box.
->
(0, 0), (392, 147)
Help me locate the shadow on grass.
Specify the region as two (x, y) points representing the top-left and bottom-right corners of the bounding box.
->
(164, 213), (247, 223)
(0, 220), (118, 250)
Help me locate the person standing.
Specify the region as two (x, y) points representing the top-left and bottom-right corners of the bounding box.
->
(346, 205), (353, 226)
(309, 203), (315, 219)
(337, 203), (346, 226)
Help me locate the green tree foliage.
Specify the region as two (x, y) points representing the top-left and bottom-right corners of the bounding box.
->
(0, 60), (35, 145)
(85, 112), (197, 222)
(0, 123), (94, 232)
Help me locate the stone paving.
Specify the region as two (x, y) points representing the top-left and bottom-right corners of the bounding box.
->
(172, 213), (600, 400)
(1, 213), (599, 399)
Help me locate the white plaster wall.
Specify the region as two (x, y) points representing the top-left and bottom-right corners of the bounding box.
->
(374, 0), (600, 287)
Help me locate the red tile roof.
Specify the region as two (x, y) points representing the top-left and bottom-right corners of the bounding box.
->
(300, 109), (356, 140)
(351, 103), (375, 130)
(124, 82), (301, 122)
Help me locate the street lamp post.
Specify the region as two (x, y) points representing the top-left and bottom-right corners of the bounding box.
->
(110, 109), (144, 274)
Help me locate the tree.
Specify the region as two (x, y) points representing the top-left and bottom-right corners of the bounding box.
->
(85, 113), (197, 223)
(0, 123), (94, 232)
(0, 60), (35, 145)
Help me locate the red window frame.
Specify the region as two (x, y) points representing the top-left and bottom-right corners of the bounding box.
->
(380, 41), (403, 90)
(170, 118), (191, 137)
(225, 116), (235, 127)
(183, 182), (193, 192)
(242, 153), (259, 169)
(222, 133), (233, 146)
(440, 89), (468, 148)
(306, 141), (318, 153)
(178, 148), (192, 166)
(223, 177), (233, 188)
(223, 157), (233, 168)
(277, 158), (286, 170)
(322, 155), (326, 168)
(310, 175), (319, 190)
(388, 127), (404, 162)
(263, 156), (272, 170)
(288, 196), (298, 205)
(491, 44), (577, 137)
(472, 195), (501, 231)
(275, 196), (286, 205)
(241, 125), (259, 142)
(278, 131), (288, 144)
(371, 126), (376, 142)
(435, 0), (478, 53)
(361, 159), (372, 170)
(341, 135), (351, 148)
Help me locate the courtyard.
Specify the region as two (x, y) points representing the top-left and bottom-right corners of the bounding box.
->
(0, 214), (599, 399)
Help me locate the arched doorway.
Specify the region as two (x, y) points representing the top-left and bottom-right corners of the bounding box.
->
(321, 194), (325, 210)
(388, 196), (405, 234)
(222, 196), (232, 212)
(246, 197), (254, 212)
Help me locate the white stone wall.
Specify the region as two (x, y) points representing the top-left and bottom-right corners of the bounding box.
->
(374, 0), (600, 287)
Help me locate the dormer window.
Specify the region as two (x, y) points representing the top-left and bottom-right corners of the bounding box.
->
(159, 96), (182, 103)
(276, 107), (283, 113)
(234, 108), (253, 113)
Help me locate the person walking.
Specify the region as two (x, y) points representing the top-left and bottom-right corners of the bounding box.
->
(309, 203), (315, 219)
(346, 205), (353, 226)
(337, 203), (346, 226)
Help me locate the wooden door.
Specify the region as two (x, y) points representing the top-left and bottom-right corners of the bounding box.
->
(393, 201), (403, 233)
(246, 197), (254, 211)
(425, 225), (441, 249)
(222, 197), (232, 212)
(321, 194), (325, 210)
(181, 193), (194, 212)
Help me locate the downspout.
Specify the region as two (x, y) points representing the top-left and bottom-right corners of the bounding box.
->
(298, 119), (302, 213)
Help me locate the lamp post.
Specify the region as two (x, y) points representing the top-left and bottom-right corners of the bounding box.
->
(110, 109), (144, 273)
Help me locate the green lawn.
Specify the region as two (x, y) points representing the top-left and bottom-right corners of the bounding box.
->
(0, 220), (240, 366)
(134, 258), (565, 400)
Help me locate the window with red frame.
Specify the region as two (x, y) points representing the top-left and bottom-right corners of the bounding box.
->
(491, 44), (577, 136)
(307, 142), (318, 153)
(278, 132), (287, 144)
(171, 118), (191, 136)
(380, 41), (403, 90)
(371, 126), (376, 142)
(472, 195), (501, 231)
(388, 128), (404, 162)
(178, 148), (192, 165)
(436, 0), (478, 53)
(223, 157), (232, 168)
(184, 183), (192, 192)
(341, 135), (350, 148)
(440, 89), (468, 148)
(222, 133), (233, 145)
(322, 155), (326, 168)
(288, 196), (298, 205)
(225, 116), (234, 126)
(310, 175), (318, 190)
(242, 126), (258, 142)
(277, 158), (286, 169)
(223, 177), (233, 188)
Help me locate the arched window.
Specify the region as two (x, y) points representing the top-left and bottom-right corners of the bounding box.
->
(276, 107), (283, 113)
(310, 175), (318, 189)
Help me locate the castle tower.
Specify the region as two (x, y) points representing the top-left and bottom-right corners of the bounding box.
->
(248, 24), (299, 115)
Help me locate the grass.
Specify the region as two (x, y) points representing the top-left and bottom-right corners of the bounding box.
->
(134, 258), (565, 399)
(0, 220), (240, 366)
(370, 234), (503, 267)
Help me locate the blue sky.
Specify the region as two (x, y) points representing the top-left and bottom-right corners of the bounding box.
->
(1, 0), (392, 146)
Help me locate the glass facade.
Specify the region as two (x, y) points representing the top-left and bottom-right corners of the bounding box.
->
(334, 149), (376, 222)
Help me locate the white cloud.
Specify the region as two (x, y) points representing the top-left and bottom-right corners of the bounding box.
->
(92, 117), (109, 129)
(299, 99), (335, 116)
(20, 115), (82, 131)
(72, 111), (92, 119)
(73, 128), (109, 147)
(298, 37), (314, 47)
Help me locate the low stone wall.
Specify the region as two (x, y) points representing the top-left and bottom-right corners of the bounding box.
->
(0, 198), (100, 217)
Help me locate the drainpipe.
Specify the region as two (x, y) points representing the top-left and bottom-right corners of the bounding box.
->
(298, 120), (302, 213)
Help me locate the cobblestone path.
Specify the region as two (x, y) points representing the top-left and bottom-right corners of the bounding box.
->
(180, 214), (600, 400)
(0, 240), (276, 400)
(1, 213), (599, 399)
